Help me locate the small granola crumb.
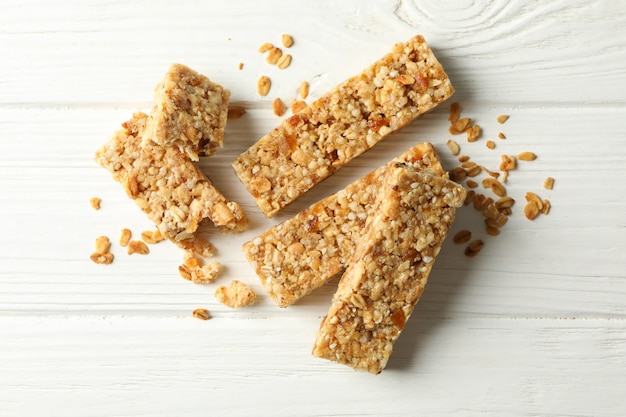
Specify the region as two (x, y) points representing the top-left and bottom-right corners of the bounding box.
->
(215, 280), (256, 308)
(464, 239), (484, 257)
(466, 179), (478, 188)
(191, 261), (223, 284)
(238, 62), (244, 70)
(498, 132), (506, 139)
(95, 236), (111, 254)
(466, 124), (481, 142)
(543, 177), (555, 190)
(257, 75), (271, 96)
(497, 114), (509, 124)
(273, 98), (286, 117)
(486, 140), (496, 149)
(192, 308), (210, 321)
(499, 155), (516, 171)
(141, 229), (165, 244)
(281, 34), (294, 48)
(90, 197), (101, 210)
(119, 228), (132, 247)
(127, 240), (149, 255)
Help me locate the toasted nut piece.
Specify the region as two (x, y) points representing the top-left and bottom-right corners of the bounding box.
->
(281, 34), (294, 48)
(95, 236), (111, 254)
(258, 42), (273, 53)
(257, 75), (271, 96)
(449, 118), (471, 134)
(543, 177), (555, 190)
(276, 54), (292, 69)
(290, 100), (307, 114)
(90, 197), (101, 210)
(90, 252), (114, 264)
(518, 151), (537, 161)
(464, 239), (484, 257)
(119, 228), (132, 247)
(227, 106), (246, 119)
(446, 139), (460, 156)
(500, 155), (516, 171)
(266, 47), (283, 65)
(466, 124), (481, 142)
(299, 81), (309, 99)
(524, 201), (540, 220)
(466, 179), (478, 188)
(192, 308), (210, 321)
(466, 165), (482, 177)
(497, 114), (509, 124)
(449, 102), (460, 123)
(272, 98), (286, 116)
(482, 177), (507, 197)
(498, 132), (506, 139)
(453, 229), (472, 244)
(486, 140), (496, 149)
(495, 196), (515, 210)
(449, 167), (467, 182)
(127, 240), (149, 255)
(525, 192), (544, 210)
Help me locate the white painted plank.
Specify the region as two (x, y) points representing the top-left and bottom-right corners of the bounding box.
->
(0, 0), (625, 106)
(1, 316), (624, 417)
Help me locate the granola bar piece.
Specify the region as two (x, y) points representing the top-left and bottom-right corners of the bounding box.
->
(242, 142), (445, 307)
(312, 165), (466, 374)
(95, 112), (247, 242)
(144, 63), (230, 161)
(232, 35), (454, 217)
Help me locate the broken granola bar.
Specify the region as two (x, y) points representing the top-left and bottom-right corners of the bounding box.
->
(143, 63), (230, 161)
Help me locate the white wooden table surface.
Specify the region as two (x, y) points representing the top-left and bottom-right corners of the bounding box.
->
(1, 0), (626, 415)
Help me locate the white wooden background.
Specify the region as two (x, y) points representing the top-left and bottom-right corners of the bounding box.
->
(1, 0), (626, 415)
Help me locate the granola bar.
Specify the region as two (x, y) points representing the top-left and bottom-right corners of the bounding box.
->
(312, 165), (466, 374)
(242, 142), (445, 307)
(143, 63), (230, 161)
(95, 112), (247, 242)
(232, 35), (454, 217)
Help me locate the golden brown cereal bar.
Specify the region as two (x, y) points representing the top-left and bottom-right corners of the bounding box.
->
(232, 35), (454, 217)
(143, 63), (230, 161)
(312, 165), (466, 374)
(95, 112), (247, 242)
(242, 142), (445, 307)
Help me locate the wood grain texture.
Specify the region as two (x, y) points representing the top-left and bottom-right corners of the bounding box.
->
(1, 0), (625, 415)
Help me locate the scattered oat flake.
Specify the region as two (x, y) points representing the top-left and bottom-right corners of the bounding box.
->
(258, 42), (273, 53)
(227, 106), (246, 119)
(127, 240), (149, 255)
(290, 100), (307, 114)
(524, 201), (540, 220)
(119, 228), (132, 247)
(178, 264), (192, 281)
(257, 75), (271, 96)
(453, 229), (472, 244)
(518, 151), (537, 161)
(276, 54), (292, 69)
(281, 34), (294, 48)
(497, 114), (509, 124)
(466, 179), (478, 188)
(90, 197), (101, 210)
(90, 252), (114, 265)
(238, 62), (244, 70)
(498, 132), (506, 139)
(446, 139), (460, 156)
(273, 98), (286, 116)
(464, 239), (484, 257)
(266, 47), (283, 65)
(486, 140), (496, 149)
(192, 308), (210, 321)
(299, 81), (309, 99)
(543, 177), (555, 190)
(449, 102), (460, 123)
(94, 236), (111, 254)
